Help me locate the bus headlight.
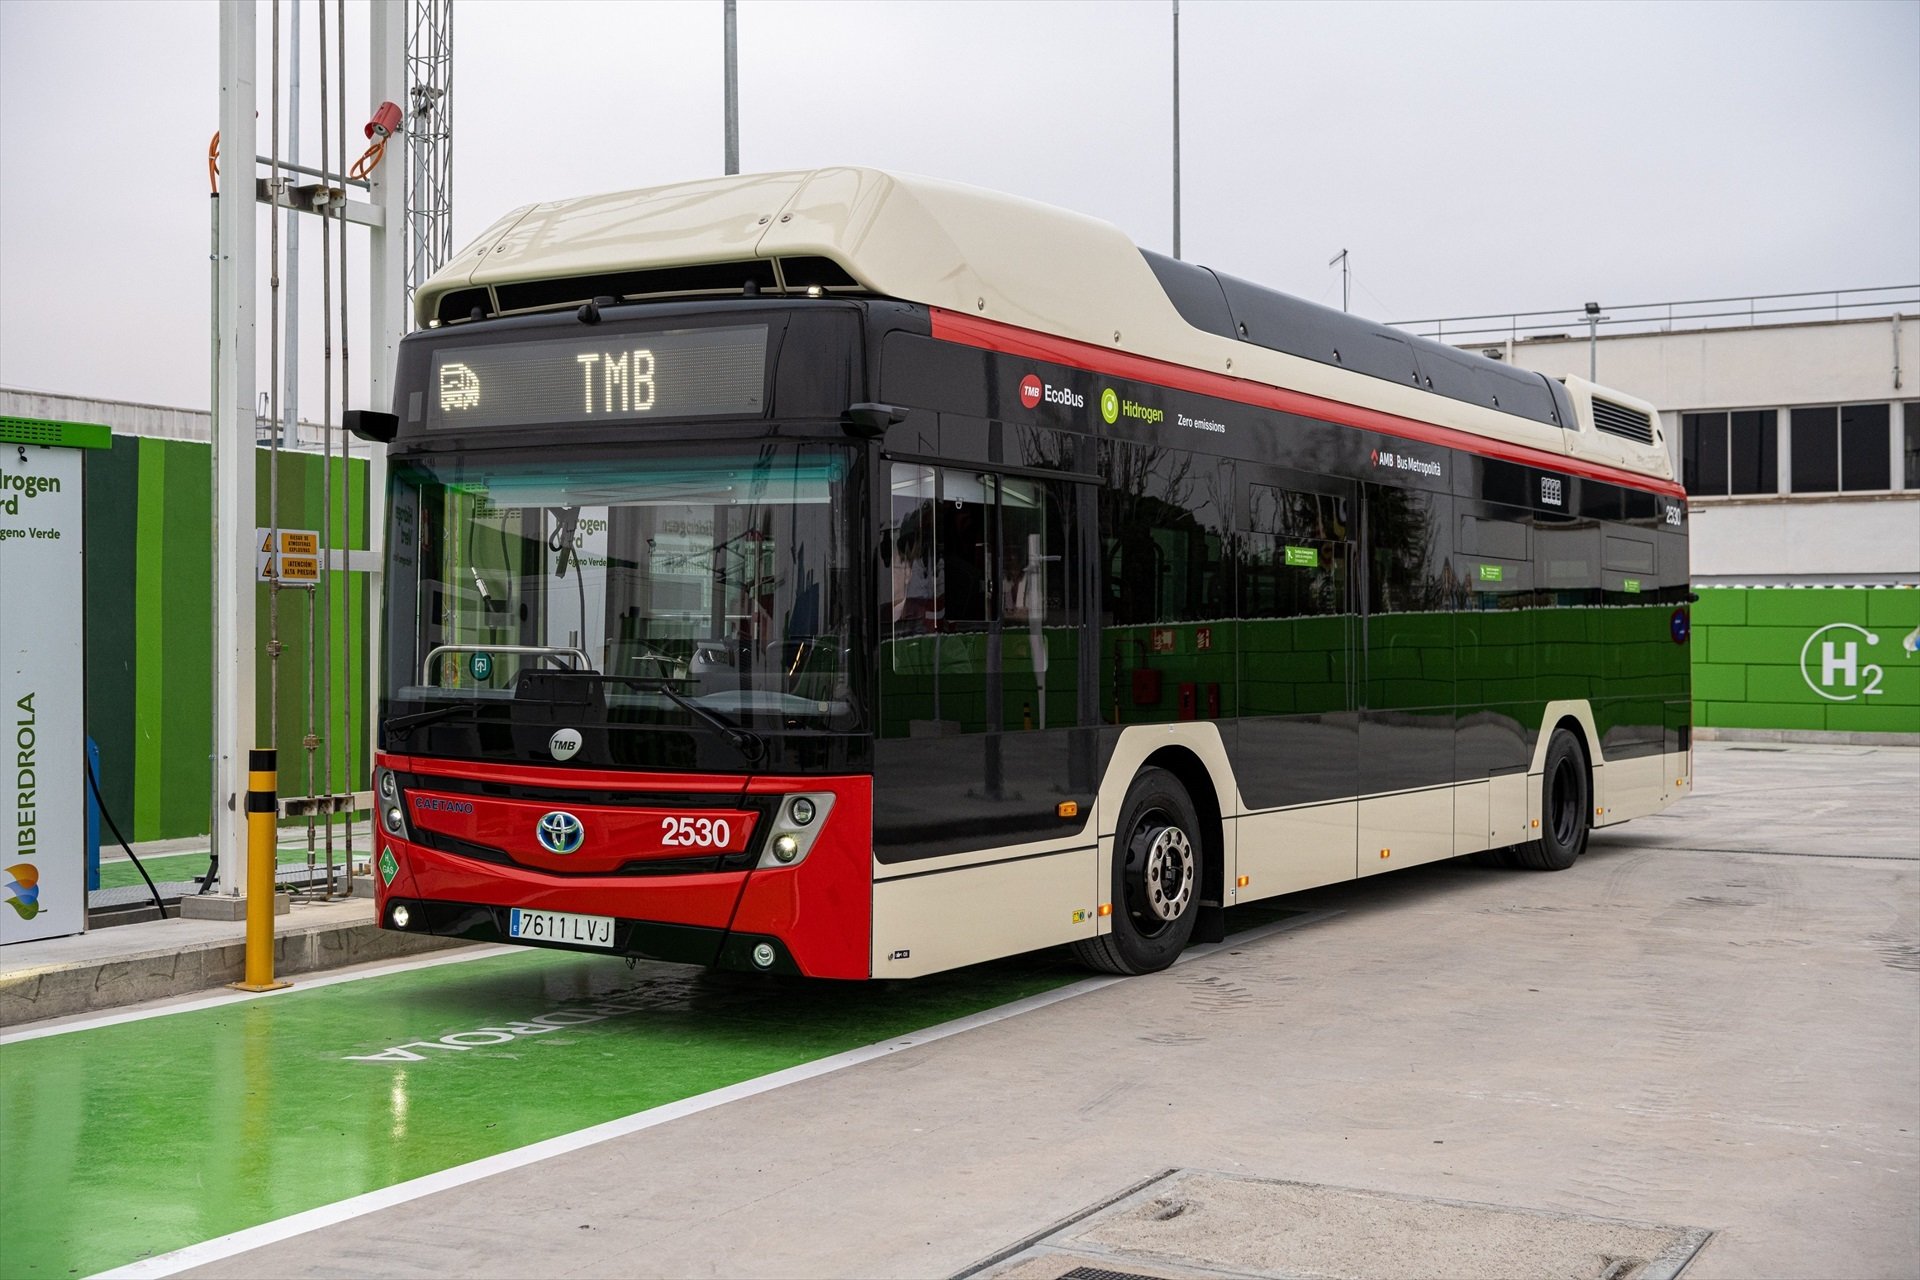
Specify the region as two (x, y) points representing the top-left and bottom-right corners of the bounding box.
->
(756, 793), (835, 869)
(377, 770), (410, 838)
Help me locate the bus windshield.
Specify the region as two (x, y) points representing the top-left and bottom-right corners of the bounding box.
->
(384, 442), (857, 734)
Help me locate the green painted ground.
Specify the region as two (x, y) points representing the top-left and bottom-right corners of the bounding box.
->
(95, 852), (209, 890)
(0, 945), (1085, 1277)
(96, 842), (359, 892)
(3, 904), (1305, 1277)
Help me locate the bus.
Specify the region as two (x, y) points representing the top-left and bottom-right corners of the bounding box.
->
(356, 167), (1691, 980)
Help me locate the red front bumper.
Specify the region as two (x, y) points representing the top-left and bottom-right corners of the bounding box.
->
(373, 753), (873, 979)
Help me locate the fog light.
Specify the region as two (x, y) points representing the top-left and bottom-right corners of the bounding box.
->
(789, 797), (816, 826)
(384, 805), (405, 833)
(391, 903), (411, 929)
(750, 942), (776, 969)
(772, 833), (800, 863)
(378, 770), (397, 801)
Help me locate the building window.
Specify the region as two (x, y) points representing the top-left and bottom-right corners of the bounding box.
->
(1683, 409), (1776, 495)
(1791, 403), (1890, 493)
(1904, 402), (1919, 489)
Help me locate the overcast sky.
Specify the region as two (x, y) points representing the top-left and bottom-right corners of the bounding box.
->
(2, 0), (1915, 413)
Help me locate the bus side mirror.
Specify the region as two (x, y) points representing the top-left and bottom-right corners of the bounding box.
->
(843, 402), (907, 438)
(344, 409), (399, 443)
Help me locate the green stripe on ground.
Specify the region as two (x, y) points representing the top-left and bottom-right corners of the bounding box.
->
(0, 946), (1084, 1277)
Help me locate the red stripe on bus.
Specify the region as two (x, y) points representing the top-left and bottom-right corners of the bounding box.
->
(928, 308), (1686, 500)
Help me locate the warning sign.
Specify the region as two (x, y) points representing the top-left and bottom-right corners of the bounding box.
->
(257, 527), (322, 584)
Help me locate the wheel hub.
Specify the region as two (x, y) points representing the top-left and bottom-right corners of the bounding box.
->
(1137, 825), (1194, 923)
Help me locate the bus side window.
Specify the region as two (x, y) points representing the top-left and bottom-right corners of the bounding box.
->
(879, 465), (1079, 737)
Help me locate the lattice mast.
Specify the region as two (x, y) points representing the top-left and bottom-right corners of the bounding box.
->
(405, 0), (453, 297)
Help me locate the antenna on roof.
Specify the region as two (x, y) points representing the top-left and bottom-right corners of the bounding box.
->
(1330, 249), (1349, 313)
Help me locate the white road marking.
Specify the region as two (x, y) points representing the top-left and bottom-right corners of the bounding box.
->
(92, 909), (1340, 1279)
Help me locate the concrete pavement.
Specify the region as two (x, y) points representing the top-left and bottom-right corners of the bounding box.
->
(173, 742), (1919, 1280)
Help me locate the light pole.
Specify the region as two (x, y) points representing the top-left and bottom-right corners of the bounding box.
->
(1171, 0), (1180, 259)
(724, 0), (739, 175)
(1584, 301), (1609, 380)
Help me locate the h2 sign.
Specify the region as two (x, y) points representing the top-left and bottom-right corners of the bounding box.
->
(1799, 623), (1887, 702)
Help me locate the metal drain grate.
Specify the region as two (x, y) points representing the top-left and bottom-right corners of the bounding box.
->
(965, 1169), (1713, 1280)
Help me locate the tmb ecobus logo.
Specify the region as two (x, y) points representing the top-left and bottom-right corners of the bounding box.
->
(1018, 373), (1083, 412)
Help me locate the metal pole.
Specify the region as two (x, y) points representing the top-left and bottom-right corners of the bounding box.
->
(368, 0), (406, 756)
(723, 0), (739, 175)
(285, 0), (301, 450)
(1589, 315), (1598, 379)
(268, 0), (284, 773)
(1171, 0), (1180, 260)
(329, 0), (348, 896)
(1329, 248), (1348, 312)
(215, 0), (259, 895)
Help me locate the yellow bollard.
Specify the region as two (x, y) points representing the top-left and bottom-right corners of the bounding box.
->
(231, 748), (290, 992)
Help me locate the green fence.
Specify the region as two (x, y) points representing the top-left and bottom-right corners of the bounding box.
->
(83, 436), (371, 842)
(1693, 586), (1920, 735)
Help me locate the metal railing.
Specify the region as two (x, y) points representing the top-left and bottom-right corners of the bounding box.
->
(1393, 285), (1918, 344)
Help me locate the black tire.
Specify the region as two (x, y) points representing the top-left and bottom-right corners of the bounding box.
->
(1513, 727), (1590, 871)
(1072, 768), (1204, 975)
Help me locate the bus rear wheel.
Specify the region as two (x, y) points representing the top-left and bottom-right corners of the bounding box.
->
(1513, 727), (1590, 871)
(1073, 768), (1203, 975)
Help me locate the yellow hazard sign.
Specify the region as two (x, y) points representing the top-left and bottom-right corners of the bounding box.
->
(256, 528), (323, 583)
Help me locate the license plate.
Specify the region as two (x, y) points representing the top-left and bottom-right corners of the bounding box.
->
(508, 907), (615, 949)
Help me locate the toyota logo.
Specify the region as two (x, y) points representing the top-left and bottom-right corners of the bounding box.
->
(535, 810), (585, 855)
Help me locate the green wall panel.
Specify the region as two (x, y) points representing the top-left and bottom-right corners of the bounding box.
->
(1743, 589), (1869, 627)
(82, 439), (139, 830)
(1691, 587), (1919, 736)
(1689, 664), (1745, 703)
(76, 439), (372, 842)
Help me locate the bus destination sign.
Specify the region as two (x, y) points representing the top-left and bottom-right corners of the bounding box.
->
(426, 324), (767, 429)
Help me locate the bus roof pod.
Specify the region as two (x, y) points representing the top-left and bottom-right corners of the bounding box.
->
(414, 167), (1674, 486)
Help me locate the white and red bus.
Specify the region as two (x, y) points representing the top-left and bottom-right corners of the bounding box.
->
(356, 168), (1691, 979)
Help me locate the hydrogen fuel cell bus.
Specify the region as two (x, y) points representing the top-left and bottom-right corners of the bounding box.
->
(361, 168), (1692, 980)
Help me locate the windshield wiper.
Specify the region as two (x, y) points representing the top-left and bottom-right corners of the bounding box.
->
(383, 704), (476, 737)
(621, 677), (767, 765)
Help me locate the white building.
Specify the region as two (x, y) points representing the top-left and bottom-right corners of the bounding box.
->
(1403, 297), (1918, 586)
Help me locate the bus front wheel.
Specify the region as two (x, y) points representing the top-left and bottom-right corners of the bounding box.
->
(1074, 767), (1202, 975)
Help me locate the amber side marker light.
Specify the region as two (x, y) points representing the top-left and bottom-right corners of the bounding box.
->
(1097, 903), (1112, 917)
(1056, 801), (1079, 819)
(1379, 848), (1391, 859)
(1236, 875), (1250, 888)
